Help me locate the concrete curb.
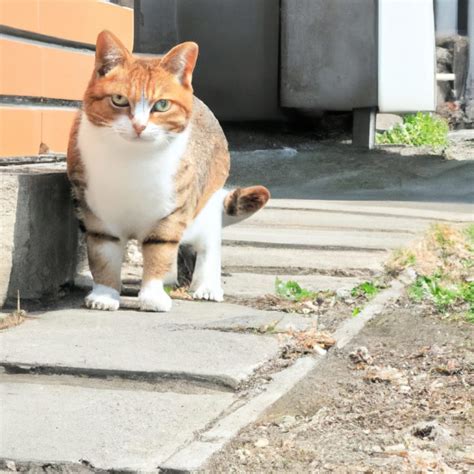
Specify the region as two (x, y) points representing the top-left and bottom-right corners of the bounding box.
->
(159, 274), (411, 472)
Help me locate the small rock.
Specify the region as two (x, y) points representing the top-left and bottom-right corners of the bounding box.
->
(364, 366), (408, 385)
(376, 113), (403, 131)
(336, 288), (351, 299)
(349, 346), (374, 365)
(411, 421), (453, 445)
(254, 438), (269, 448)
(5, 461), (16, 471)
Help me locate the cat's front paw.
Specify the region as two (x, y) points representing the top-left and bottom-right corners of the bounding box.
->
(85, 284), (120, 311)
(139, 280), (172, 312)
(192, 284), (224, 302)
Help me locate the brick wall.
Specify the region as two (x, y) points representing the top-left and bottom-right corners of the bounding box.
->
(0, 0), (134, 158)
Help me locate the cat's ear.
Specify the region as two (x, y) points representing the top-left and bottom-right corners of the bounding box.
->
(160, 42), (199, 88)
(95, 30), (131, 76)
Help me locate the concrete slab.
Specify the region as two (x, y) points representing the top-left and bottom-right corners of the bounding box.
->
(0, 168), (78, 306)
(223, 226), (415, 250)
(0, 304), (282, 388)
(222, 246), (387, 274)
(222, 273), (361, 298)
(265, 199), (474, 221)
(0, 380), (234, 470)
(236, 206), (432, 232)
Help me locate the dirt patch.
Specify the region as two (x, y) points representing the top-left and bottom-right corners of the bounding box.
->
(207, 300), (474, 473)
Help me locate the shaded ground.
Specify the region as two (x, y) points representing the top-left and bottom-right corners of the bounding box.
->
(208, 297), (474, 473)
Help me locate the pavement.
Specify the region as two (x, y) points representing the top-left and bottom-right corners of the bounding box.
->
(1, 143), (473, 471)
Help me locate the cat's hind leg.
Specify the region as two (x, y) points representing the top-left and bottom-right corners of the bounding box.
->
(183, 190), (226, 302)
(85, 232), (125, 311)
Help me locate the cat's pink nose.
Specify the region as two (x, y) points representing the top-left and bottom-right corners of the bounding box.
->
(133, 123), (146, 136)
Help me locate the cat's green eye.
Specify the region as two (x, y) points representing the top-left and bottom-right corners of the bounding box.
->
(152, 99), (171, 113)
(111, 94), (129, 107)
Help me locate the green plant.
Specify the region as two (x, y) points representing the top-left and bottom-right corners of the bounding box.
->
(352, 307), (361, 317)
(351, 281), (381, 299)
(376, 112), (448, 147)
(275, 278), (317, 302)
(409, 275), (474, 315)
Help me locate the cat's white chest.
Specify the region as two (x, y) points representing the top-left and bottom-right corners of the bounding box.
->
(78, 116), (188, 239)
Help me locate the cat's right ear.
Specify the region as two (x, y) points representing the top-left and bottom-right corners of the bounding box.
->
(95, 30), (131, 76)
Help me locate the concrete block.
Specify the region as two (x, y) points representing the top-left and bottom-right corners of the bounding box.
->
(0, 305), (281, 388)
(0, 167), (78, 306)
(0, 380), (234, 470)
(281, 0), (377, 110)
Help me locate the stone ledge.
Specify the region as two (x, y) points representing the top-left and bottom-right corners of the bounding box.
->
(0, 165), (78, 307)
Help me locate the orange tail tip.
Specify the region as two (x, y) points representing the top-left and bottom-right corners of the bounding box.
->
(224, 186), (271, 217)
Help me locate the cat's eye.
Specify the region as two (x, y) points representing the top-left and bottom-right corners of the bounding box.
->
(111, 94), (129, 107)
(152, 99), (171, 113)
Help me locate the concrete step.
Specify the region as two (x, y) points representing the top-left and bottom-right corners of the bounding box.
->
(0, 377), (235, 471)
(265, 199), (474, 222)
(222, 273), (362, 298)
(0, 168), (77, 306)
(0, 302), (304, 390)
(237, 206), (429, 232)
(0, 301), (313, 469)
(223, 225), (414, 250)
(222, 245), (387, 275)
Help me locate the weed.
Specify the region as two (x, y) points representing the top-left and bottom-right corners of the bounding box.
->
(352, 307), (361, 317)
(408, 274), (459, 311)
(376, 112), (448, 147)
(275, 278), (317, 302)
(389, 224), (473, 321)
(351, 281), (382, 299)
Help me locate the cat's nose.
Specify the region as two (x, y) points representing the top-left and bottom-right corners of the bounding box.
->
(133, 123), (146, 136)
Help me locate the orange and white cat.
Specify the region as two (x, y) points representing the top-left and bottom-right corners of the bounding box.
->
(67, 31), (269, 312)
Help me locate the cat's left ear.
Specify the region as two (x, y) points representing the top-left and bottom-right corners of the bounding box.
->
(160, 42), (199, 88)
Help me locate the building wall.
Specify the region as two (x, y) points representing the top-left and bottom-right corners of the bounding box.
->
(0, 0), (133, 158)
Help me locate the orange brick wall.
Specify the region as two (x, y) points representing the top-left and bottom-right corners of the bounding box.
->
(0, 0), (134, 157)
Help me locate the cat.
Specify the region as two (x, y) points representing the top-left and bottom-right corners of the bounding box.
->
(67, 30), (270, 312)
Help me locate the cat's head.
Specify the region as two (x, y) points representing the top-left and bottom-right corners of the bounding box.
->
(83, 30), (198, 144)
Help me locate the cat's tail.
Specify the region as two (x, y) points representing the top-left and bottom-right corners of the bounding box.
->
(222, 185), (270, 227)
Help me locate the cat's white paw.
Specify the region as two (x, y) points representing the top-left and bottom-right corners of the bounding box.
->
(85, 284), (120, 311)
(192, 284), (224, 302)
(139, 280), (172, 312)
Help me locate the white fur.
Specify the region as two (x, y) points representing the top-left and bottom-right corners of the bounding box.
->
(139, 279), (172, 312)
(85, 284), (120, 311)
(182, 189), (226, 302)
(131, 95), (152, 132)
(78, 115), (189, 240)
(79, 113), (230, 308)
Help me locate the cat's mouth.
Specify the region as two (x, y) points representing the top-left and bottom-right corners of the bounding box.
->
(120, 133), (156, 143)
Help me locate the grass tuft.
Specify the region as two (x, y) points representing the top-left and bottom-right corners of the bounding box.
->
(376, 112), (448, 147)
(275, 278), (317, 302)
(351, 281), (382, 299)
(387, 224), (474, 322)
